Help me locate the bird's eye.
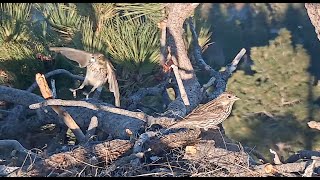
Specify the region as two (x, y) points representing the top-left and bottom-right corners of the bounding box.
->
(227, 95), (232, 98)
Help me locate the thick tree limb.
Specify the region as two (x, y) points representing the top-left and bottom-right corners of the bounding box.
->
(147, 129), (201, 154)
(254, 161), (320, 175)
(285, 150), (320, 163)
(0, 85), (44, 106)
(35, 73), (86, 143)
(4, 69), (84, 123)
(0, 140), (38, 160)
(165, 3), (202, 115)
(159, 19), (168, 67)
(29, 98), (176, 127)
(0, 86), (56, 139)
(188, 17), (246, 100)
(305, 3), (320, 41)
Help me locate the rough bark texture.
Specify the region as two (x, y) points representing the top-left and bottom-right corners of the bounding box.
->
(305, 3), (320, 41)
(165, 3), (202, 116)
(26, 139), (132, 176)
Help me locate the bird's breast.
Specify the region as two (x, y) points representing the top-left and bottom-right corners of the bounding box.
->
(85, 63), (108, 86)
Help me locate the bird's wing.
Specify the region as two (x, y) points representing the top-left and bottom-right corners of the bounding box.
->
(106, 60), (120, 107)
(49, 47), (92, 68)
(185, 105), (223, 121)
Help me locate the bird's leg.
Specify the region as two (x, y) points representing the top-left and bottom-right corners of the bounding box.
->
(83, 85), (99, 100)
(92, 86), (103, 100)
(70, 81), (87, 98)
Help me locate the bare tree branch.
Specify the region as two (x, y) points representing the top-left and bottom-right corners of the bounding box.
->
(4, 69), (84, 123)
(35, 73), (86, 143)
(305, 3), (320, 41)
(165, 3), (202, 115)
(187, 17), (246, 100)
(171, 64), (190, 106)
(29, 98), (176, 127)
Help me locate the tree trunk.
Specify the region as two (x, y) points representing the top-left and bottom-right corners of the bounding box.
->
(305, 3), (320, 41)
(166, 3), (202, 116)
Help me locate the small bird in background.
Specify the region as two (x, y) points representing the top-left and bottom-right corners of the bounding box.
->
(169, 92), (240, 131)
(49, 47), (120, 107)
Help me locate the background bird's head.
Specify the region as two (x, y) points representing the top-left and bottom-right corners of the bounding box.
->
(91, 53), (106, 64)
(218, 92), (240, 106)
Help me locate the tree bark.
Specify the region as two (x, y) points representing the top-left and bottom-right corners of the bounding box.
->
(165, 3), (202, 116)
(305, 3), (320, 41)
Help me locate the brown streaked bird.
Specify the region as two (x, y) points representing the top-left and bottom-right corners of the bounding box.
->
(49, 47), (120, 107)
(169, 92), (240, 131)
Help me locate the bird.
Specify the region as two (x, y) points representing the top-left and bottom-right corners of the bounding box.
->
(168, 92), (240, 131)
(49, 47), (120, 107)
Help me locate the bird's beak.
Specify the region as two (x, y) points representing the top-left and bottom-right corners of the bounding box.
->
(234, 96), (240, 101)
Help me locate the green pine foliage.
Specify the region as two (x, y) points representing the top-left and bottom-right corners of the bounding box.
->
(225, 28), (320, 159)
(0, 3), (212, 101)
(0, 3), (46, 88)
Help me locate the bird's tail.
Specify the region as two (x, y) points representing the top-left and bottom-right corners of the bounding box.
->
(106, 60), (120, 107)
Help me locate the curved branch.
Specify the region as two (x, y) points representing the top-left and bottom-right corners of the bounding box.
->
(29, 99), (176, 126)
(26, 69), (85, 92)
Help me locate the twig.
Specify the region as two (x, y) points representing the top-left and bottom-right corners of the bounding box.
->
(0, 109), (11, 114)
(133, 131), (158, 154)
(201, 76), (216, 92)
(222, 48), (246, 79)
(0, 165), (19, 177)
(27, 69), (84, 92)
(170, 64), (190, 106)
(244, 146), (270, 164)
(51, 79), (57, 98)
(35, 73), (85, 143)
(85, 116), (98, 142)
(270, 149), (282, 165)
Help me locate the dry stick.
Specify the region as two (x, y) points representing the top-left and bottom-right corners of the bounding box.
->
(269, 149), (282, 165)
(222, 48), (246, 78)
(85, 116), (98, 142)
(35, 73), (85, 143)
(170, 64), (190, 106)
(50, 79), (57, 99)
